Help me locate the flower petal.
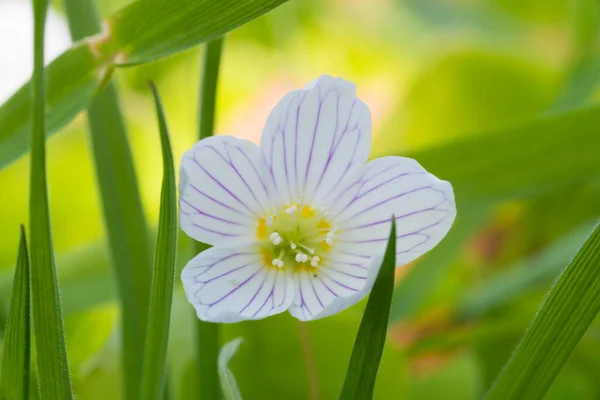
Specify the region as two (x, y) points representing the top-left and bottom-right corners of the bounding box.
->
(311, 255), (382, 320)
(330, 156), (456, 266)
(182, 246), (295, 323)
(288, 252), (372, 321)
(260, 75), (371, 208)
(179, 136), (272, 246)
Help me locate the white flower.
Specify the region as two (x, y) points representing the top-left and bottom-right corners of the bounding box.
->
(180, 75), (456, 323)
(0, 0), (71, 105)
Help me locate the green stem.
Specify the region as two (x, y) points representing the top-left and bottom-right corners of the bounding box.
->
(198, 38), (224, 141)
(195, 37), (224, 400)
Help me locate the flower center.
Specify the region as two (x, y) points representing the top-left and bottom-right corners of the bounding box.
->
(257, 205), (337, 270)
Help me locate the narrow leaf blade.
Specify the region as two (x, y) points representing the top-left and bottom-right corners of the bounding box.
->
(218, 338), (244, 400)
(0, 227), (31, 400)
(29, 0), (73, 397)
(485, 222), (600, 400)
(139, 83), (178, 400)
(63, 0), (153, 397)
(339, 218), (396, 400)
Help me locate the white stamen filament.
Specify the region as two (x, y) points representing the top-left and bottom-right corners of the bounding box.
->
(296, 243), (314, 254)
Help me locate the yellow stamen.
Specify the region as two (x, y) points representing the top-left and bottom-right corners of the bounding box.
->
(301, 205), (316, 218)
(257, 218), (268, 239)
(316, 219), (331, 230)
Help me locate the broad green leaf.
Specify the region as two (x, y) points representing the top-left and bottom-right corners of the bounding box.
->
(379, 105), (600, 206)
(194, 37), (225, 400)
(0, 0), (290, 170)
(139, 83), (178, 400)
(29, 0), (73, 397)
(63, 0), (153, 397)
(339, 218), (396, 400)
(0, 227), (31, 400)
(218, 338), (244, 400)
(458, 219), (598, 319)
(390, 207), (489, 322)
(485, 222), (600, 400)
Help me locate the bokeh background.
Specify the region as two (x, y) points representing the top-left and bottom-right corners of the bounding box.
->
(1, 0), (600, 398)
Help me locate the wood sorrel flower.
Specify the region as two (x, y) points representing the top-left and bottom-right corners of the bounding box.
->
(180, 76), (456, 322)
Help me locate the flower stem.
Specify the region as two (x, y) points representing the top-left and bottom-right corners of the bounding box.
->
(195, 37), (224, 400)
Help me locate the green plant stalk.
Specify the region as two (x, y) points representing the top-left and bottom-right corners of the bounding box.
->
(485, 222), (600, 400)
(339, 218), (396, 400)
(29, 0), (73, 398)
(62, 1), (153, 397)
(0, 227), (31, 400)
(139, 83), (178, 400)
(194, 37), (225, 400)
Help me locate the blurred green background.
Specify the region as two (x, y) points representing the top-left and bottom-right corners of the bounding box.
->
(1, 0), (600, 398)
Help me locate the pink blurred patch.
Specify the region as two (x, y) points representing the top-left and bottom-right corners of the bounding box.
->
(220, 75), (394, 146)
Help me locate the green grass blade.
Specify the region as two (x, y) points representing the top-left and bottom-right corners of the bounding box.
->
(0, 0), (289, 170)
(139, 83), (178, 400)
(194, 37), (225, 400)
(0, 226), (31, 400)
(485, 222), (600, 400)
(339, 218), (396, 400)
(218, 338), (244, 400)
(390, 208), (488, 322)
(62, 1), (153, 397)
(29, 0), (73, 397)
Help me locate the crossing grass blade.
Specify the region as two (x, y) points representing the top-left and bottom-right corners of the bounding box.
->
(139, 83), (178, 400)
(218, 338), (244, 400)
(62, 0), (153, 397)
(28, 0), (73, 397)
(0, 226), (31, 400)
(194, 37), (225, 400)
(0, 0), (290, 170)
(338, 218), (396, 400)
(485, 222), (600, 400)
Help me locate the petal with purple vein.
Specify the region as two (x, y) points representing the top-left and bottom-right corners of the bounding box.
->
(259, 75), (371, 208)
(330, 156), (456, 266)
(182, 245), (295, 323)
(288, 251), (371, 321)
(179, 136), (273, 246)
